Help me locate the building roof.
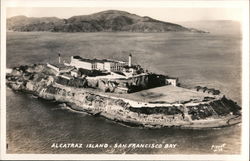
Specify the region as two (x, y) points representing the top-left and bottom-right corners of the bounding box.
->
(48, 63), (73, 70)
(113, 71), (126, 76)
(78, 68), (109, 77)
(59, 73), (74, 79)
(123, 65), (138, 69)
(72, 56), (125, 64)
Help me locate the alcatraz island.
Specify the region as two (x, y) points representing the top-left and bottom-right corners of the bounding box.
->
(6, 54), (241, 129)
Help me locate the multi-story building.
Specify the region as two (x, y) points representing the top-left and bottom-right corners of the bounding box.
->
(70, 55), (128, 72)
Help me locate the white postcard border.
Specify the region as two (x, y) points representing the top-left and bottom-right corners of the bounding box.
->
(1, 0), (249, 160)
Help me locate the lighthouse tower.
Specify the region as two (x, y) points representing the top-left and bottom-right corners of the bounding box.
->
(128, 54), (132, 67)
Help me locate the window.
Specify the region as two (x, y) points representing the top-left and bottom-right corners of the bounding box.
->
(92, 63), (97, 69)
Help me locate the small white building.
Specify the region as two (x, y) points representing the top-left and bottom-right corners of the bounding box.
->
(47, 63), (74, 76)
(70, 69), (78, 77)
(166, 78), (178, 86)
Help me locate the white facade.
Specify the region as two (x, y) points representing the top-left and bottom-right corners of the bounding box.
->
(104, 62), (111, 71)
(166, 78), (178, 86)
(105, 62), (127, 72)
(70, 56), (127, 72)
(70, 56), (92, 70)
(97, 62), (104, 70)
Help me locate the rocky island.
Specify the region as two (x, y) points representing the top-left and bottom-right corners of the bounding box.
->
(6, 55), (241, 128)
(6, 54), (241, 129)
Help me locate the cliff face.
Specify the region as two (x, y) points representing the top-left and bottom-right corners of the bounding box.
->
(7, 10), (206, 33)
(6, 64), (241, 128)
(54, 69), (168, 93)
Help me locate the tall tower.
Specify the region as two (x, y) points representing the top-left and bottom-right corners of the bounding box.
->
(128, 54), (132, 67)
(58, 53), (61, 63)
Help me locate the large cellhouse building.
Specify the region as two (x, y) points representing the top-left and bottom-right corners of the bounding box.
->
(70, 55), (132, 72)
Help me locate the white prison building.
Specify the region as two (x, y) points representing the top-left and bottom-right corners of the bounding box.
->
(70, 56), (128, 72)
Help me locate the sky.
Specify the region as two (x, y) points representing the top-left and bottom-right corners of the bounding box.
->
(7, 7), (243, 22)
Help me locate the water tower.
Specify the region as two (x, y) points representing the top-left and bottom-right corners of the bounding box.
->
(128, 54), (132, 67)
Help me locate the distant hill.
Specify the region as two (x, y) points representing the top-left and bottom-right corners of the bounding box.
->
(7, 10), (206, 33)
(178, 20), (241, 35)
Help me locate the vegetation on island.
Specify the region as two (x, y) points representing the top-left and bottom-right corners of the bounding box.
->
(7, 10), (206, 33)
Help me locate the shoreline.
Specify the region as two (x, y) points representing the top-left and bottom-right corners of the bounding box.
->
(34, 88), (242, 129)
(6, 82), (242, 129)
(52, 98), (241, 130)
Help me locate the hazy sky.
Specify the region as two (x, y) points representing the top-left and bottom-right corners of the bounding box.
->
(7, 7), (243, 22)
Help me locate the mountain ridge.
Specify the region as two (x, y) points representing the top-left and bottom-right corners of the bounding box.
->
(7, 10), (206, 33)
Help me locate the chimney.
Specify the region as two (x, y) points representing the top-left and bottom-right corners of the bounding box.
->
(128, 54), (132, 67)
(58, 53), (61, 63)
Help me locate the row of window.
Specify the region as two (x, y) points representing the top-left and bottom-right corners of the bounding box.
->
(90, 63), (125, 71)
(110, 65), (123, 71)
(92, 63), (97, 69)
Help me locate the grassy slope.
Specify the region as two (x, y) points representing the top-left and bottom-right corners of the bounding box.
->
(7, 10), (189, 32)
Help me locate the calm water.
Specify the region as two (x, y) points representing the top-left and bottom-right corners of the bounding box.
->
(6, 32), (242, 154)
